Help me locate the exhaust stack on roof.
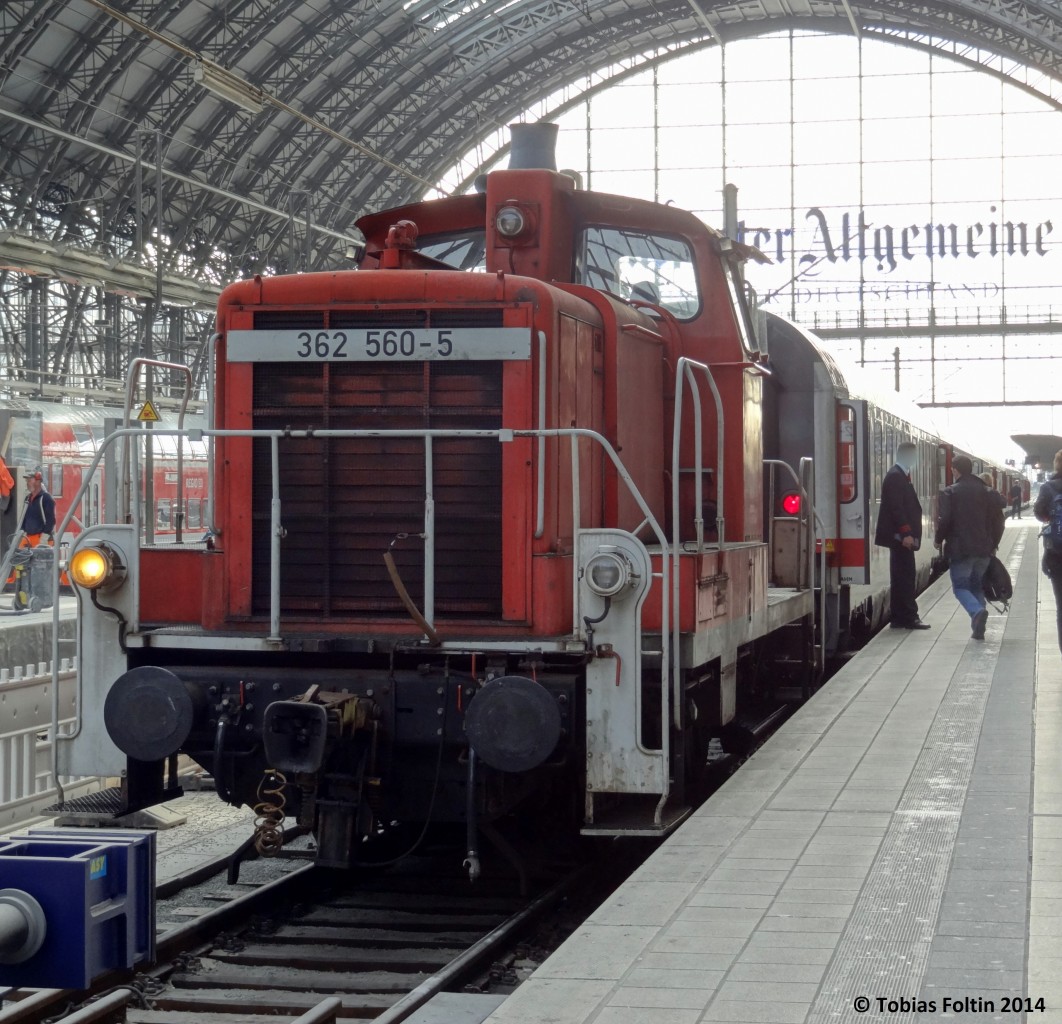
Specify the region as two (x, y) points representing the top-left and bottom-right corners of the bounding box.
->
(508, 122), (559, 170)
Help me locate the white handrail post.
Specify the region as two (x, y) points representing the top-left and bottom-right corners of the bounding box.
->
(269, 434), (282, 643)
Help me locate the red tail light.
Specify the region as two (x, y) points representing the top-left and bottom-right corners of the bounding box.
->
(782, 493), (802, 515)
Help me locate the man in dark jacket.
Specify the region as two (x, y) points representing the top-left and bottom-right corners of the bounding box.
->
(1009, 481), (1023, 520)
(1034, 449), (1062, 655)
(21, 470), (55, 543)
(875, 441), (929, 629)
(934, 455), (1006, 640)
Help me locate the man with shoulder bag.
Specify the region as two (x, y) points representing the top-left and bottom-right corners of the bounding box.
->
(1034, 448), (1062, 656)
(934, 455), (1006, 640)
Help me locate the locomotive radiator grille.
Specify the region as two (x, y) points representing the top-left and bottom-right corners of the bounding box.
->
(249, 309), (504, 620)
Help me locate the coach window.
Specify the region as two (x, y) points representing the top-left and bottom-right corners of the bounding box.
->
(872, 419), (884, 502)
(72, 424), (93, 461)
(87, 484), (99, 527)
(46, 465), (61, 499)
(838, 405), (857, 503)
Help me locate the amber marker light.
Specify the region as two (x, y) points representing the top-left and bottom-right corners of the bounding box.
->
(69, 543), (127, 591)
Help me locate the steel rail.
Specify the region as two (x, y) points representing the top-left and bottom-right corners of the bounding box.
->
(366, 864), (594, 1024)
(0, 858), (317, 1024)
(1, 856), (588, 1024)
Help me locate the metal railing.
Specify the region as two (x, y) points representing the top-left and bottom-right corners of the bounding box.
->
(53, 423), (676, 810)
(765, 457), (821, 592)
(765, 456), (827, 675)
(672, 357), (726, 555)
(800, 302), (1062, 334)
(120, 357), (196, 545)
(0, 662), (103, 828)
(672, 358), (823, 705)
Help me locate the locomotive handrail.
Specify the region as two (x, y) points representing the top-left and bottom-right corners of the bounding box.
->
(763, 457), (823, 589)
(52, 424), (678, 817)
(671, 357), (724, 745)
(535, 330), (547, 539)
(801, 455), (828, 681)
(763, 456), (827, 685)
(121, 357), (195, 545)
(672, 357), (725, 555)
(206, 333), (221, 540)
(49, 426), (155, 794)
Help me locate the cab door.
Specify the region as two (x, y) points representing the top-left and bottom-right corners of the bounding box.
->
(837, 399), (870, 585)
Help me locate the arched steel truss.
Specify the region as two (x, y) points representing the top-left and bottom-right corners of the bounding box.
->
(1, 0), (1061, 398)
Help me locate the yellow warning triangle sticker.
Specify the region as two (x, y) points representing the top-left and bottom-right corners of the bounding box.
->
(137, 400), (161, 423)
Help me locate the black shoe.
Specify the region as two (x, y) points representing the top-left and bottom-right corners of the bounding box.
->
(971, 608), (988, 640)
(891, 619), (931, 630)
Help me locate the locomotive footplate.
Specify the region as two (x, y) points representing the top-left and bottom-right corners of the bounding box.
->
(45, 785), (187, 830)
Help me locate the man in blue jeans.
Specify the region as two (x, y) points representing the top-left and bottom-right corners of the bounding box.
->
(934, 455), (1006, 640)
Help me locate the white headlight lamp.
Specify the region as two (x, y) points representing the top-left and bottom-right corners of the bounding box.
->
(584, 549), (635, 598)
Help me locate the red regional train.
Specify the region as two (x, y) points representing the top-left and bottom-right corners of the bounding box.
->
(58, 124), (1018, 871)
(0, 400), (209, 548)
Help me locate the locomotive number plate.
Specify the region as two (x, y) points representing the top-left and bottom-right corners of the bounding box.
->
(225, 328), (531, 362)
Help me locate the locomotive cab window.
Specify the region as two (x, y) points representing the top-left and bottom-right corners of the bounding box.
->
(577, 227), (700, 320)
(415, 229), (488, 271)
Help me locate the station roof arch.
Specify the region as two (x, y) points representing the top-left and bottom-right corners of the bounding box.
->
(2, 0), (1062, 297)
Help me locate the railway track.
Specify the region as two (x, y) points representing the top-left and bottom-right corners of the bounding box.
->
(0, 842), (594, 1024)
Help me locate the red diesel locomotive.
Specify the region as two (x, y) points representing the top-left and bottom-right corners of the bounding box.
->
(59, 124), (1011, 870)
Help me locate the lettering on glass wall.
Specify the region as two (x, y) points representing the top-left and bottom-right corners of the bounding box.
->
(738, 208), (1054, 273)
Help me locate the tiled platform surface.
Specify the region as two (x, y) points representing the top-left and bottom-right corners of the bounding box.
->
(486, 521), (1058, 1024)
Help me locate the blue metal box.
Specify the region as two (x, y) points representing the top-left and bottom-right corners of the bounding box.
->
(0, 828), (155, 989)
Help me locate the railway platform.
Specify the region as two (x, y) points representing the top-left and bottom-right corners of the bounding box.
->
(484, 519), (1057, 1024)
(0, 596), (75, 673)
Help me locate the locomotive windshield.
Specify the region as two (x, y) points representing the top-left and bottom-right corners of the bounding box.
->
(577, 227), (700, 319)
(417, 229), (488, 270)
(415, 224), (701, 318)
